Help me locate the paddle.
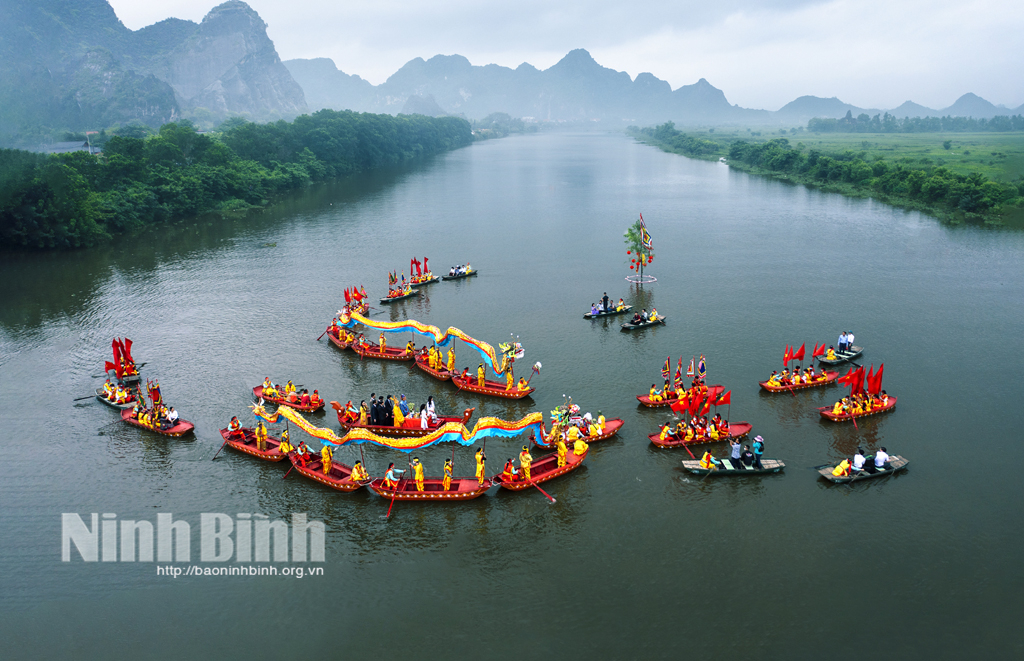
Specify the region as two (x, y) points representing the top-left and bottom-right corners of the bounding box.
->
(211, 436), (231, 461)
(317, 327), (329, 341)
(74, 394), (97, 401)
(282, 461), (295, 480)
(529, 479), (557, 503)
(384, 476), (404, 520)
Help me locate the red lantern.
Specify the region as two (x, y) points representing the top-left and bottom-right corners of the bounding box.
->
(627, 250), (631, 255)
(629, 265), (634, 270)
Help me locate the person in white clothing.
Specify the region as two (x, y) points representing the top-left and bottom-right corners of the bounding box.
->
(874, 447), (890, 469)
(419, 404), (429, 430)
(166, 407), (179, 424)
(852, 448), (866, 472)
(846, 331), (855, 351)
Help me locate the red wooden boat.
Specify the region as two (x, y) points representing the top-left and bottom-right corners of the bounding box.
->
(819, 396), (897, 422)
(636, 384), (724, 408)
(286, 452), (369, 492)
(332, 402), (474, 437)
(380, 289), (420, 304)
(352, 341), (416, 361)
(219, 427), (286, 462)
(326, 328), (352, 350)
(759, 371), (839, 392)
(414, 353), (453, 381)
(535, 418), (624, 447)
(252, 386), (325, 413)
(495, 448), (587, 490)
(120, 408), (195, 437)
(647, 422), (753, 448)
(369, 476), (493, 501)
(451, 374), (534, 399)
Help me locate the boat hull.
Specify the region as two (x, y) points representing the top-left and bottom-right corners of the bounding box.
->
(819, 396), (897, 422)
(536, 419), (624, 448)
(495, 449), (586, 490)
(681, 458), (785, 475)
(759, 371), (839, 392)
(584, 305), (632, 319)
(409, 276), (439, 287)
(414, 354), (453, 381)
(95, 388), (136, 409)
(818, 455), (908, 483)
(369, 477), (492, 500)
(817, 346), (863, 365)
(120, 409), (194, 437)
(380, 290), (420, 304)
(220, 428), (286, 462)
(326, 329), (351, 350)
(620, 317), (666, 331)
(352, 343), (416, 361)
(252, 386), (325, 412)
(452, 375), (534, 399)
(441, 270), (478, 281)
(333, 403), (474, 437)
(648, 422), (753, 448)
(287, 454), (367, 492)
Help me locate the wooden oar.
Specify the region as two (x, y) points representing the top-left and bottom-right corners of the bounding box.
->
(74, 394), (97, 401)
(211, 436), (231, 461)
(385, 477), (403, 519)
(317, 327), (329, 341)
(528, 479), (556, 503)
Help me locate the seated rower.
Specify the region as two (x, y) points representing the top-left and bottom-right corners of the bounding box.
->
(502, 458), (519, 482)
(649, 308), (658, 321)
(659, 423), (675, 442)
(310, 390), (322, 407)
(517, 377), (529, 391)
(780, 368), (791, 385)
(631, 312), (642, 324)
(719, 419), (730, 437)
(279, 434), (294, 455)
(382, 463), (405, 489)
(228, 416), (242, 436)
(874, 447), (890, 470)
(295, 441), (311, 467)
(405, 340), (414, 356)
(699, 450), (721, 471)
(832, 458), (852, 477)
(767, 370), (781, 385)
(852, 449), (866, 473)
(616, 298), (625, 311)
(350, 461), (370, 482)
(648, 384), (663, 402)
(285, 380), (296, 395)
(831, 400), (845, 416)
(103, 380), (114, 396)
(826, 346), (837, 361)
(573, 435), (589, 457)
(815, 368), (828, 381)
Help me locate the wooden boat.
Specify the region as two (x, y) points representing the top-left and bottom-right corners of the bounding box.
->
(817, 455), (909, 483)
(409, 276), (439, 287)
(252, 386), (325, 413)
(819, 396), (897, 422)
(648, 422), (753, 448)
(584, 305), (632, 319)
(334, 403), (474, 437)
(120, 408), (195, 437)
(219, 427), (286, 462)
(759, 371), (839, 392)
(95, 388), (136, 409)
(286, 452), (369, 492)
(326, 328), (352, 350)
(369, 476), (493, 501)
(817, 346), (863, 366)
(636, 384), (724, 408)
(380, 289), (420, 304)
(414, 353), (453, 381)
(441, 269), (478, 281)
(535, 418), (624, 447)
(621, 317), (667, 331)
(681, 458), (786, 475)
(352, 341), (416, 362)
(494, 448), (587, 491)
(452, 374), (534, 399)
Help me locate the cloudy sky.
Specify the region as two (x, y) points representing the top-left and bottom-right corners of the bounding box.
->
(108, 0), (1024, 110)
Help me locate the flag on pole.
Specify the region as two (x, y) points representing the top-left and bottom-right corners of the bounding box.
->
(661, 357), (671, 380)
(792, 343), (805, 363)
(714, 390), (731, 406)
(686, 357), (695, 378)
(697, 355), (707, 380)
(783, 345), (792, 366)
(638, 213), (653, 250)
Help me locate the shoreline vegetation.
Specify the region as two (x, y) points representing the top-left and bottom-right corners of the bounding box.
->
(0, 110), (472, 249)
(629, 122), (1024, 226)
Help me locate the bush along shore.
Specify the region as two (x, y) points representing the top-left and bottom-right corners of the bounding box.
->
(0, 110), (472, 249)
(630, 123), (1024, 225)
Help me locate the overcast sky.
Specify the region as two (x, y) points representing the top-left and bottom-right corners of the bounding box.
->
(108, 0), (1024, 110)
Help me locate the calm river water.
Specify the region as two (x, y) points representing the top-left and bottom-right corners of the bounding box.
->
(1, 132), (1022, 658)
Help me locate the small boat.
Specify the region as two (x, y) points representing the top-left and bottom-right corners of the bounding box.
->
(369, 476), (492, 501)
(759, 371), (839, 392)
(286, 452), (369, 492)
(107, 369), (141, 384)
(620, 317), (667, 331)
(648, 422), (753, 448)
(817, 346), (863, 366)
(120, 408), (195, 437)
(380, 289), (420, 304)
(252, 386), (325, 413)
(352, 341), (416, 362)
(334, 403), (474, 437)
(494, 448), (587, 491)
(414, 353), (453, 381)
(219, 427), (287, 462)
(818, 396), (897, 422)
(584, 305), (632, 319)
(681, 458), (786, 475)
(535, 419), (624, 448)
(95, 388), (136, 410)
(817, 455), (909, 483)
(409, 276), (439, 288)
(441, 269), (478, 281)
(326, 328), (352, 350)
(636, 384), (724, 408)
(451, 374), (534, 399)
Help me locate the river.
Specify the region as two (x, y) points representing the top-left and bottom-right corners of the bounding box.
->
(1, 132), (1022, 658)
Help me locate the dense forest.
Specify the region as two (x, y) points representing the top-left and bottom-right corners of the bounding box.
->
(808, 112), (1024, 133)
(0, 110), (472, 248)
(632, 122), (1024, 224)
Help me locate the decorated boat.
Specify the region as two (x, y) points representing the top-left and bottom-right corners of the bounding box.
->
(252, 386), (325, 413)
(352, 340), (416, 361)
(636, 384), (724, 408)
(759, 371), (839, 392)
(218, 427), (286, 462)
(120, 408), (195, 437)
(584, 305), (632, 319)
(286, 452), (369, 492)
(95, 387), (136, 409)
(414, 353), (453, 381)
(535, 418), (624, 448)
(494, 448), (587, 491)
(332, 402), (475, 437)
(409, 276), (439, 287)
(105, 337), (142, 384)
(647, 422), (753, 448)
(452, 374), (534, 399)
(621, 317), (666, 331)
(819, 395), (897, 422)
(369, 476), (492, 501)
(817, 455), (908, 483)
(441, 268), (478, 281)
(817, 345), (863, 366)
(380, 288), (420, 304)
(681, 458), (786, 475)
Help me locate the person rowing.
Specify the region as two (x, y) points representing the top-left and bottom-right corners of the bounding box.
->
(825, 345), (837, 361)
(382, 463), (405, 489)
(699, 450), (721, 471)
(228, 416), (242, 437)
(649, 308), (658, 322)
(502, 458), (518, 482)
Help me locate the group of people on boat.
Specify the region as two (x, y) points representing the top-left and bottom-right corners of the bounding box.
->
(447, 264), (472, 277)
(128, 400), (180, 430)
(829, 391), (889, 416)
(699, 435), (766, 470)
(649, 376), (711, 403)
(837, 331), (856, 354)
(100, 379), (136, 404)
(590, 293), (626, 316)
(659, 412), (732, 443)
(629, 308), (659, 325)
(422, 345), (456, 373)
(832, 447), (890, 476)
(766, 366), (829, 386)
(260, 378), (323, 408)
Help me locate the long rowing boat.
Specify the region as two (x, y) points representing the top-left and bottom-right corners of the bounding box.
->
(818, 396), (897, 422)
(409, 276), (439, 287)
(584, 305), (632, 319)
(286, 452), (369, 492)
(647, 422), (753, 448)
(441, 269), (478, 281)
(681, 458), (785, 475)
(759, 371), (839, 392)
(817, 455), (908, 483)
(333, 404), (475, 437)
(414, 353), (453, 381)
(326, 328), (352, 350)
(218, 427), (286, 462)
(95, 388), (136, 409)
(817, 346), (863, 366)
(369, 476), (492, 501)
(494, 448), (586, 490)
(380, 289), (420, 304)
(535, 418), (624, 448)
(252, 386), (325, 413)
(352, 342), (416, 361)
(120, 409), (195, 437)
(620, 317), (666, 331)
(636, 384), (724, 408)
(452, 374), (534, 399)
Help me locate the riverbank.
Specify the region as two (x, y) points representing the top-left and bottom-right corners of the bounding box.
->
(629, 124), (1024, 225)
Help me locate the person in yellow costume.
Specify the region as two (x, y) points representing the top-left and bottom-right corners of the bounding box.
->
(284, 380), (296, 395)
(255, 421), (268, 452)
(321, 445), (332, 475)
(659, 423), (673, 442)
(616, 298), (625, 311)
(279, 428), (290, 451)
(447, 348), (455, 373)
(393, 397), (405, 427)
(597, 412), (606, 432)
(826, 346), (836, 360)
(699, 450), (720, 470)
(358, 400), (369, 425)
(350, 461), (369, 483)
(477, 364), (486, 387)
(649, 384), (663, 402)
(405, 340), (414, 356)
(412, 457), (425, 492)
(506, 368), (514, 391)
(573, 436), (589, 457)
(517, 377), (529, 391)
(588, 420), (601, 436)
(442, 459), (453, 491)
(519, 446), (532, 482)
(649, 308), (658, 321)
(379, 333), (386, 353)
(831, 400), (844, 415)
(567, 425), (580, 444)
(556, 436), (568, 467)
(832, 459), (851, 476)
(279, 434), (294, 455)
(475, 448), (486, 486)
(426, 346), (435, 369)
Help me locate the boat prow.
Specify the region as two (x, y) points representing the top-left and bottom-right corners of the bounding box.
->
(414, 354), (454, 381)
(495, 448), (586, 490)
(352, 343), (416, 361)
(818, 455), (908, 483)
(286, 453), (368, 492)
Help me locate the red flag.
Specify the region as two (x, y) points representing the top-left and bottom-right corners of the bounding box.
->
(812, 343), (826, 358)
(837, 367), (855, 387)
(714, 390), (731, 406)
(105, 360), (116, 374)
(851, 367), (866, 395)
(700, 399), (711, 416)
(123, 338), (134, 365)
(783, 345), (792, 366)
(111, 339), (123, 378)
(689, 393), (703, 417)
(870, 363), (884, 395)
(344, 288), (351, 303)
(792, 343), (805, 363)
(423, 257), (429, 272)
(865, 365), (874, 394)
(670, 397), (687, 414)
